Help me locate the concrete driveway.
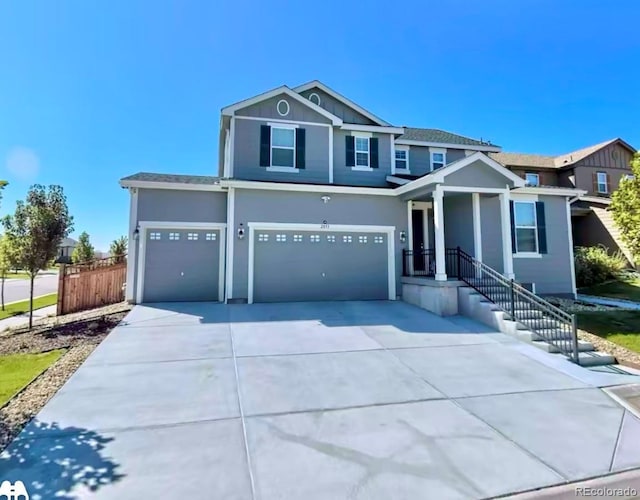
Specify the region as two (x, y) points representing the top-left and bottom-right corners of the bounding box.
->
(2, 301), (640, 499)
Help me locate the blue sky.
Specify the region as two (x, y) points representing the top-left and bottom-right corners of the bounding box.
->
(1, 0), (639, 250)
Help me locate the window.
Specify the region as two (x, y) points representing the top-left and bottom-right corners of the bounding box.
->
(258, 234), (269, 242)
(342, 235), (353, 243)
(205, 233), (217, 241)
(358, 235), (368, 243)
(271, 127), (296, 168)
(596, 172), (608, 193)
(395, 148), (409, 171)
(327, 235), (336, 243)
(276, 234), (287, 242)
(293, 234), (303, 242)
(187, 232), (199, 241)
(374, 236), (384, 244)
(169, 232), (180, 241)
(355, 136), (369, 167)
(525, 173), (539, 187)
(149, 232), (161, 240)
(430, 148), (446, 170)
(513, 202), (538, 254)
(310, 235), (320, 242)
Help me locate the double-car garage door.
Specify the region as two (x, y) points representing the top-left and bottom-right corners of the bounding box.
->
(251, 229), (392, 303)
(142, 228), (223, 302)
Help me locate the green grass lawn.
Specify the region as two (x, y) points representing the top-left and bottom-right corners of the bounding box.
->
(0, 349), (65, 406)
(0, 293), (58, 321)
(577, 311), (640, 353)
(579, 278), (640, 303)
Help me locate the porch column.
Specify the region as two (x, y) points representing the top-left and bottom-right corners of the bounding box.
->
(433, 185), (447, 281)
(472, 193), (482, 262)
(499, 190), (515, 279)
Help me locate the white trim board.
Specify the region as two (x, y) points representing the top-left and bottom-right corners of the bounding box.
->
(514, 187), (588, 197)
(220, 179), (396, 196)
(221, 85), (343, 126)
(225, 187), (235, 302)
(292, 80), (390, 126)
(246, 222), (397, 304)
(119, 179), (225, 192)
(340, 124), (405, 134)
(233, 115), (332, 128)
(565, 198), (578, 298)
(125, 188), (138, 302)
(135, 221), (227, 304)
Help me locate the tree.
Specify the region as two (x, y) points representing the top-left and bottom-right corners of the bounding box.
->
(611, 152), (640, 265)
(72, 232), (95, 264)
(3, 185), (73, 328)
(0, 236), (19, 310)
(110, 236), (127, 263)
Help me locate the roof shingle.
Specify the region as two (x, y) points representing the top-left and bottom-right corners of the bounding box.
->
(120, 172), (220, 185)
(489, 152), (557, 169)
(398, 127), (498, 147)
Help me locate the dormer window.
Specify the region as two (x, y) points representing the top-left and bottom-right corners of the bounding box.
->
(596, 171), (608, 194)
(355, 136), (370, 168)
(345, 132), (379, 171)
(429, 148), (446, 171)
(271, 127), (296, 168)
(525, 173), (540, 187)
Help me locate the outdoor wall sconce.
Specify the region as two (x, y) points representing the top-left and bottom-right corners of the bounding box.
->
(399, 231), (406, 243)
(321, 195), (331, 204)
(237, 223), (245, 240)
(133, 226), (140, 240)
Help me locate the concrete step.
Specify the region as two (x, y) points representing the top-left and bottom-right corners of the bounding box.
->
(577, 351), (617, 367)
(531, 339), (595, 353)
(517, 318), (568, 331)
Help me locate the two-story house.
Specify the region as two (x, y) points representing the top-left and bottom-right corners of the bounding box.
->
(491, 138), (637, 264)
(119, 81), (584, 311)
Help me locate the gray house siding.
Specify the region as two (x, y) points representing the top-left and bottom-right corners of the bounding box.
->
(513, 196), (574, 295)
(444, 161), (515, 189)
(406, 147), (467, 177)
(236, 93), (331, 124)
(479, 195), (504, 272)
(231, 188), (407, 300)
(443, 195), (475, 255)
(233, 118), (330, 184)
(137, 189), (227, 223)
(298, 88), (377, 125)
(333, 130), (393, 187)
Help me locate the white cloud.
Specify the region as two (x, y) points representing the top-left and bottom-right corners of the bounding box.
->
(5, 147), (40, 181)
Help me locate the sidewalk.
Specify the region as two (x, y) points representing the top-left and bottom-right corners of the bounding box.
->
(577, 294), (640, 310)
(0, 305), (57, 332)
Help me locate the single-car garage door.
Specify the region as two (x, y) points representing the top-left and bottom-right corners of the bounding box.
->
(142, 228), (222, 302)
(252, 229), (392, 302)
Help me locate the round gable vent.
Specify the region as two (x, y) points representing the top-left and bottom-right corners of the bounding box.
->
(276, 99), (290, 117)
(308, 92), (321, 106)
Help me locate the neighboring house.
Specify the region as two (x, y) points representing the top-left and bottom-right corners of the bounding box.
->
(119, 80), (584, 309)
(57, 237), (78, 264)
(491, 138), (637, 264)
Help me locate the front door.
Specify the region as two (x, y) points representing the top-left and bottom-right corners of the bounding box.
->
(411, 209), (425, 271)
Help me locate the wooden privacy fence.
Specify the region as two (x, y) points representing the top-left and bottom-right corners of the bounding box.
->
(57, 255), (127, 315)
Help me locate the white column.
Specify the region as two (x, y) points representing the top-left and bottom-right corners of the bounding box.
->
(499, 190), (515, 279)
(472, 193), (482, 262)
(406, 200), (414, 276)
(433, 185), (447, 281)
(125, 187), (138, 303)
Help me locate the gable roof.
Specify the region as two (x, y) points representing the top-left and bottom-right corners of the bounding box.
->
(221, 85), (343, 125)
(489, 152), (557, 169)
(398, 127), (496, 146)
(120, 172), (223, 191)
(492, 138), (637, 170)
(293, 80), (390, 127)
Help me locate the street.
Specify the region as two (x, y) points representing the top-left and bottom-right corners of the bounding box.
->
(2, 272), (59, 304)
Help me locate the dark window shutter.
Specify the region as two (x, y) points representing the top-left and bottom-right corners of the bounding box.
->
(370, 137), (379, 168)
(260, 125), (271, 167)
(536, 201), (547, 254)
(345, 135), (355, 167)
(592, 172), (598, 193)
(606, 173), (611, 191)
(295, 128), (306, 169)
(509, 200), (516, 252)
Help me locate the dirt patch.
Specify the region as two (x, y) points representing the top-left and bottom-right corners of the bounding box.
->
(0, 302), (131, 452)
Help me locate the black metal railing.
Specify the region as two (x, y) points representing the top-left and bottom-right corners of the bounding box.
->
(402, 247), (580, 364)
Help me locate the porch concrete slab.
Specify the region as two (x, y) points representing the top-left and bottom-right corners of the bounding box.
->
(0, 418), (252, 500)
(245, 400), (562, 500)
(392, 343), (588, 398)
(231, 321), (381, 357)
(29, 358), (239, 433)
(237, 350), (443, 416)
(84, 323), (232, 365)
(457, 388), (637, 479)
(612, 411), (640, 471)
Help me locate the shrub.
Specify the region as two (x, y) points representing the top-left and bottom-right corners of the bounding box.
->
(574, 246), (628, 287)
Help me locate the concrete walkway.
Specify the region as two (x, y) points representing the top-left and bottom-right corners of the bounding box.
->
(1, 301), (640, 499)
(0, 304), (57, 331)
(577, 293), (640, 310)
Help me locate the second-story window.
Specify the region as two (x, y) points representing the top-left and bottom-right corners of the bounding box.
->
(596, 172), (608, 194)
(355, 136), (370, 168)
(430, 148), (446, 170)
(271, 127), (296, 168)
(525, 173), (540, 186)
(395, 147), (409, 172)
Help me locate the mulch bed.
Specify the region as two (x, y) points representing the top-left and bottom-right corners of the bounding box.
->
(0, 302), (131, 452)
